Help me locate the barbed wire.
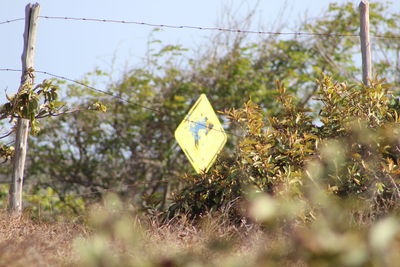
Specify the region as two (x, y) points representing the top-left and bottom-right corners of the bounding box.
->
(39, 16), (400, 39)
(0, 18), (24, 25)
(0, 68), (241, 138)
(1, 16), (399, 39)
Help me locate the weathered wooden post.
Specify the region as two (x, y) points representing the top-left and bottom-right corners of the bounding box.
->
(359, 0), (372, 86)
(9, 3), (40, 215)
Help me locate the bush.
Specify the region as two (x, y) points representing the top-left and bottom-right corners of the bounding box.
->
(169, 76), (400, 219)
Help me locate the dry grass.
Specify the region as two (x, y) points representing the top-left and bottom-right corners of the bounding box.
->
(141, 214), (266, 266)
(0, 205), (398, 267)
(0, 211), (86, 267)
(0, 210), (266, 267)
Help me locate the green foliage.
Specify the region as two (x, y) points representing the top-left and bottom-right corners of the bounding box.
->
(0, 69), (106, 165)
(0, 75), (65, 165)
(0, 185), (9, 209)
(24, 187), (85, 219)
(0, 73), (104, 212)
(0, 145), (14, 163)
(0, 184), (84, 219)
(1, 77), (63, 135)
(170, 76), (400, 218)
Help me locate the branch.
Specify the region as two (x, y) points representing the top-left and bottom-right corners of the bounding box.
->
(35, 107), (97, 119)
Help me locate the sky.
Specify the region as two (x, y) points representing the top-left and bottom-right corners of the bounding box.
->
(0, 0), (399, 102)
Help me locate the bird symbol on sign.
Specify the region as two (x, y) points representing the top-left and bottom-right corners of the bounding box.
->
(188, 115), (214, 149)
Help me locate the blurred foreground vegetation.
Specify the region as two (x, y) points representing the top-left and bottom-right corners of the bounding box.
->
(1, 190), (399, 266)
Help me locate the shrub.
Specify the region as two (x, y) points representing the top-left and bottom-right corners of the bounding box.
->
(169, 76), (400, 219)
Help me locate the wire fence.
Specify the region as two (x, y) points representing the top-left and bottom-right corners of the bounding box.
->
(0, 18), (24, 25)
(0, 69), (232, 207)
(1, 68), (234, 200)
(1, 10), (399, 146)
(1, 15), (399, 39)
(0, 68), (241, 138)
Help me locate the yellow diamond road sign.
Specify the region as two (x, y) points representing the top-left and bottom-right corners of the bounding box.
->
(175, 94), (227, 174)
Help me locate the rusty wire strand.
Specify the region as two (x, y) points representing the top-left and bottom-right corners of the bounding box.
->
(1, 16), (399, 39)
(0, 18), (24, 25)
(38, 16), (400, 39)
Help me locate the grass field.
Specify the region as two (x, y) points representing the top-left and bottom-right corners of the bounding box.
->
(0, 211), (267, 267)
(0, 213), (84, 266)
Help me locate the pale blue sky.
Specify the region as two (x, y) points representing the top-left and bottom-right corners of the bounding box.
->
(0, 0), (398, 102)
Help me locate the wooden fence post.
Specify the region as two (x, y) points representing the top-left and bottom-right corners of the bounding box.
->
(8, 3), (40, 215)
(360, 0), (372, 86)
